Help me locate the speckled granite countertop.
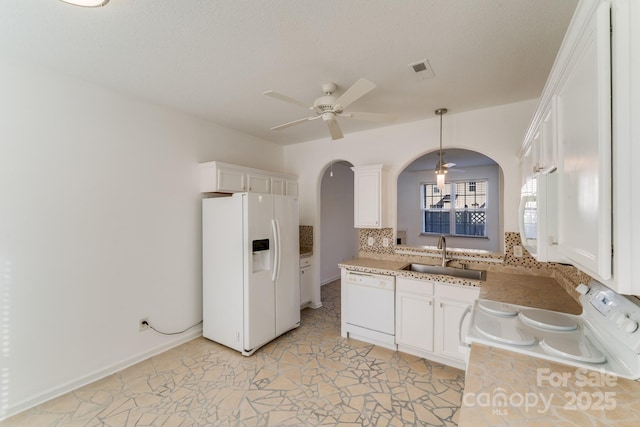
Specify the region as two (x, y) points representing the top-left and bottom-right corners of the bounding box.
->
(479, 271), (581, 314)
(300, 245), (312, 258)
(459, 344), (640, 426)
(338, 257), (485, 288)
(338, 258), (581, 315)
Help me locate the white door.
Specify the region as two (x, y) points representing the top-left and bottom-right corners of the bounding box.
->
(273, 195), (301, 335)
(244, 193), (276, 352)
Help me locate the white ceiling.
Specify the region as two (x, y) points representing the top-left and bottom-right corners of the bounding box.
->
(403, 149), (497, 173)
(0, 0), (578, 145)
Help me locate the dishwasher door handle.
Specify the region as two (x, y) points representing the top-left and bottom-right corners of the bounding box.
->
(459, 305), (472, 348)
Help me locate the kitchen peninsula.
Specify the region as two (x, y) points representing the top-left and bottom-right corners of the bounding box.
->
(339, 254), (640, 425)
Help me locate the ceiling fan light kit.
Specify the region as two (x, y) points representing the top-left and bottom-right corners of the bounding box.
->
(264, 78), (397, 140)
(435, 108), (448, 192)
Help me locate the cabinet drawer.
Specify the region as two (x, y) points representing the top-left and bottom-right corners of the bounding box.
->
(396, 277), (434, 296)
(299, 257), (311, 268)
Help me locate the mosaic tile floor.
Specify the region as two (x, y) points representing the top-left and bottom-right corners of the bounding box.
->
(3, 281), (465, 426)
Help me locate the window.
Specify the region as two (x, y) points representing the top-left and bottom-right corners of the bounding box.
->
(421, 180), (488, 237)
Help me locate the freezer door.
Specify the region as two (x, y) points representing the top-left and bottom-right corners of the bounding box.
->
(244, 193), (276, 352)
(274, 195), (301, 335)
(202, 196), (245, 352)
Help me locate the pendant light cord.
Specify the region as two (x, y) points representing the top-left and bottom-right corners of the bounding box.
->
(435, 108), (448, 174)
(439, 112), (443, 172)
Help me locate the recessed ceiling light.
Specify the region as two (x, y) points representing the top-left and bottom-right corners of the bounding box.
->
(59, 0), (109, 7)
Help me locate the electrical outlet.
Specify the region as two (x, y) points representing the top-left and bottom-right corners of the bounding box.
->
(367, 237), (375, 246)
(513, 245), (524, 258)
(139, 317), (149, 331)
(382, 238), (390, 247)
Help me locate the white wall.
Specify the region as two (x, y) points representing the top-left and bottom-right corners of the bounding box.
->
(0, 57), (284, 418)
(397, 164), (501, 252)
(284, 100), (536, 296)
(320, 161), (357, 284)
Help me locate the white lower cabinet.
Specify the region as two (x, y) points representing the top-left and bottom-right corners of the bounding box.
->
(434, 283), (480, 363)
(396, 277), (479, 369)
(396, 278), (434, 353)
(299, 257), (312, 307)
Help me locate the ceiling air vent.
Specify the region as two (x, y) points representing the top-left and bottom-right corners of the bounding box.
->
(408, 59), (435, 80)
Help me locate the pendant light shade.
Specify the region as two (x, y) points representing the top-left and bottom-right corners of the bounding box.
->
(59, 0), (109, 7)
(436, 170), (446, 191)
(435, 108), (448, 192)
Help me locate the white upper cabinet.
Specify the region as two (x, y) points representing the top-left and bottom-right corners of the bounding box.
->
(522, 0), (640, 293)
(270, 176), (286, 195)
(199, 161), (297, 196)
(539, 99), (558, 174)
(214, 164), (246, 193)
(610, 0), (640, 294)
(285, 179), (298, 197)
(352, 164), (387, 228)
(557, 1), (612, 281)
(246, 172), (271, 194)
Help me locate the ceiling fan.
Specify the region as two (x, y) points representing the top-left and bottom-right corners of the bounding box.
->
(435, 151), (458, 172)
(409, 153), (464, 174)
(264, 78), (397, 140)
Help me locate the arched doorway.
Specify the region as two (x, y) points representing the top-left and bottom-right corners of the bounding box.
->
(320, 160), (357, 286)
(397, 149), (503, 252)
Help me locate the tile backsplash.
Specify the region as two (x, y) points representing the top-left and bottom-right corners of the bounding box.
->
(358, 228), (395, 255)
(356, 228), (596, 303)
(503, 232), (556, 270)
(299, 225), (313, 247)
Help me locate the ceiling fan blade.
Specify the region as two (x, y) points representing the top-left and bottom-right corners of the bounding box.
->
(270, 116), (318, 131)
(342, 111), (397, 123)
(333, 78), (376, 110)
(326, 120), (344, 140)
(264, 91), (313, 110)
(444, 162), (456, 168)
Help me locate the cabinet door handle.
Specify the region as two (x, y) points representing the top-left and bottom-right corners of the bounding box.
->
(459, 306), (472, 348)
(428, 301), (432, 306)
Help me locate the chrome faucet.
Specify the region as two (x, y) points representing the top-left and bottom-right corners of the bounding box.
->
(437, 235), (451, 267)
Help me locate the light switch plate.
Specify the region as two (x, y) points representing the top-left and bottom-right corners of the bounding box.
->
(367, 237), (375, 246)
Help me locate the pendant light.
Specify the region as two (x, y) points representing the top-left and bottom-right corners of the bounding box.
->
(58, 0), (109, 7)
(435, 108), (448, 192)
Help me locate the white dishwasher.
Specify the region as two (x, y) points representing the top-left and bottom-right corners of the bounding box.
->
(344, 271), (396, 350)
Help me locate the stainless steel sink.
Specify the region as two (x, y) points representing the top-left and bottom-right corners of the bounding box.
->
(401, 263), (487, 281)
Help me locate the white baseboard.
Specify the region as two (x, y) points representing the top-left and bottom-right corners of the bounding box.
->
(321, 274), (341, 286)
(1, 327), (203, 422)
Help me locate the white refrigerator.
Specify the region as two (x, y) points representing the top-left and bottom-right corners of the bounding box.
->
(202, 192), (300, 356)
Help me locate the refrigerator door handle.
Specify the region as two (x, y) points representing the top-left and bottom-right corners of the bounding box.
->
(271, 219), (280, 281)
